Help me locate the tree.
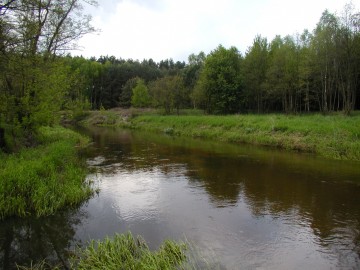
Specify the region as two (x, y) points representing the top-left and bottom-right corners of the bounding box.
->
(311, 10), (339, 112)
(149, 75), (187, 114)
(172, 75), (188, 114)
(308, 6), (360, 114)
(297, 30), (313, 112)
(184, 51), (205, 108)
(265, 35), (302, 113)
(131, 79), (151, 108)
(243, 35), (269, 113)
(336, 3), (360, 114)
(0, 0), (96, 149)
(195, 45), (243, 114)
(120, 77), (139, 108)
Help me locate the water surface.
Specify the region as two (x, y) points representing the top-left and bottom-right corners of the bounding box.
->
(1, 127), (360, 269)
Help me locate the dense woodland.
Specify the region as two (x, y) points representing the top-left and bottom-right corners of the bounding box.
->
(1, 0), (360, 150)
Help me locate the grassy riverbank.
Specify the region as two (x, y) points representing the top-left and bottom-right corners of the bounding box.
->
(80, 109), (360, 161)
(0, 126), (93, 219)
(128, 113), (360, 161)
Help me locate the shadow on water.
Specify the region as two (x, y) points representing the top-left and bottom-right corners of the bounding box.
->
(0, 207), (89, 270)
(1, 125), (359, 269)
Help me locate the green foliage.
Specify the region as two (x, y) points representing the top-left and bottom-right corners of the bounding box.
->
(183, 52), (205, 90)
(265, 35), (299, 113)
(0, 127), (93, 219)
(0, 0), (96, 150)
(64, 99), (91, 122)
(239, 4), (360, 114)
(120, 77), (139, 108)
(65, 56), (106, 110)
(243, 35), (269, 113)
(72, 232), (187, 270)
(196, 45), (243, 114)
(3, 57), (69, 126)
(149, 75), (188, 114)
(131, 79), (151, 108)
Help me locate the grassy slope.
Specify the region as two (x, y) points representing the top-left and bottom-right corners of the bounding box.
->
(0, 126), (93, 219)
(128, 113), (360, 161)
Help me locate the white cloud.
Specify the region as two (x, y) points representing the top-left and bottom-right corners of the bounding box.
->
(75, 0), (359, 62)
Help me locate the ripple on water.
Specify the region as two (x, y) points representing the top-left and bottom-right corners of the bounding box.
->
(86, 155), (106, 166)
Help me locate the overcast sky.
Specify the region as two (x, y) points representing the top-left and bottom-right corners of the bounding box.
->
(74, 0), (359, 62)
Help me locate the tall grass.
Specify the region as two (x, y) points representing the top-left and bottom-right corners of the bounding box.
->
(0, 126), (93, 219)
(128, 113), (360, 161)
(72, 232), (187, 270)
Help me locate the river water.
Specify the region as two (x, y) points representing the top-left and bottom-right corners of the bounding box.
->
(1, 126), (360, 269)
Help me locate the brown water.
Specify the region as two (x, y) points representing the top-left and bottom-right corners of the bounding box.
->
(1, 126), (360, 269)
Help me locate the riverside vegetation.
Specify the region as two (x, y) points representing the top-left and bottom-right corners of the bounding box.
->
(0, 126), (93, 219)
(82, 109), (360, 161)
(73, 233), (187, 270)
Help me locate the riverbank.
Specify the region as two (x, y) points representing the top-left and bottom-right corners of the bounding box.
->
(82, 109), (360, 161)
(0, 126), (93, 219)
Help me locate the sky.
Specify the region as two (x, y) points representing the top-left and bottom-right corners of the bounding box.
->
(74, 0), (359, 62)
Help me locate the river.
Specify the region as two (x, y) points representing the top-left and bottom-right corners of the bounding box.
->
(1, 126), (360, 269)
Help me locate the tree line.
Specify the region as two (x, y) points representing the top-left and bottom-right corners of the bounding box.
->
(64, 4), (360, 115)
(242, 5), (360, 115)
(0, 0), (359, 150)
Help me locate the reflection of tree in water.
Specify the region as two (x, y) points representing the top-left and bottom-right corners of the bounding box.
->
(80, 126), (360, 265)
(152, 132), (359, 260)
(86, 126), (360, 229)
(183, 154), (244, 205)
(0, 208), (87, 269)
(185, 150), (360, 265)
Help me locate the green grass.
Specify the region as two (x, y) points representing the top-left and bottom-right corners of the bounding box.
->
(72, 232), (187, 270)
(0, 126), (93, 219)
(127, 112), (360, 161)
(17, 232), (194, 270)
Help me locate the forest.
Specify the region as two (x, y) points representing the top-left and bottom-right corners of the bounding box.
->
(0, 1), (360, 150)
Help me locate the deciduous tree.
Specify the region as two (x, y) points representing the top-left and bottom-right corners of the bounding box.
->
(196, 45), (243, 114)
(131, 79), (151, 108)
